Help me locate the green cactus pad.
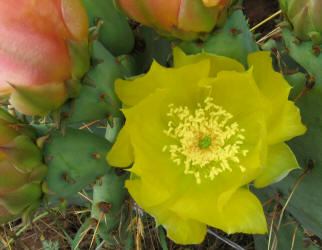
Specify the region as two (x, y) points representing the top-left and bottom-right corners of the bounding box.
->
(179, 10), (258, 67)
(67, 41), (127, 123)
(44, 127), (112, 201)
(282, 28), (322, 79)
(82, 0), (134, 56)
(117, 26), (172, 76)
(254, 221), (319, 250)
(91, 171), (131, 246)
(253, 182), (319, 250)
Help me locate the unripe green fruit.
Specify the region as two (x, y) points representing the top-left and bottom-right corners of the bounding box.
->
(279, 0), (322, 44)
(0, 108), (47, 223)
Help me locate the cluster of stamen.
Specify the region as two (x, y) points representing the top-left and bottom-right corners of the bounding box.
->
(163, 97), (248, 184)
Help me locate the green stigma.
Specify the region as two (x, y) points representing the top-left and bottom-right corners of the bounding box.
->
(199, 136), (212, 149)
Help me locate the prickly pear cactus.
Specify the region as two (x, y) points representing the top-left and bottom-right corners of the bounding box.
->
(281, 28), (322, 78)
(0, 0), (90, 116)
(2, 0), (322, 249)
(253, 189), (319, 250)
(65, 41), (126, 124)
(90, 170), (131, 246)
(117, 26), (172, 76)
(82, 0), (135, 56)
(114, 0), (237, 41)
(0, 108), (47, 223)
(279, 0), (322, 44)
(43, 127), (112, 202)
(179, 10), (258, 66)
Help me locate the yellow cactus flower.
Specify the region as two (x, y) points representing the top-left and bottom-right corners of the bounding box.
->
(107, 48), (306, 244)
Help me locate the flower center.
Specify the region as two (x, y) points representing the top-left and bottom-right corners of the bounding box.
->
(199, 136), (212, 149)
(163, 97), (248, 184)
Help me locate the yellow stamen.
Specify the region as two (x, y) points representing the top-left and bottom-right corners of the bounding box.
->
(163, 97), (247, 183)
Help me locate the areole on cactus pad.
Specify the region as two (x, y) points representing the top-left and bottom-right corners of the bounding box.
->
(0, 0), (90, 116)
(114, 0), (236, 40)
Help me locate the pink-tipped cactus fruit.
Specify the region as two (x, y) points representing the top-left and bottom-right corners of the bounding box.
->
(114, 0), (236, 40)
(0, 0), (90, 115)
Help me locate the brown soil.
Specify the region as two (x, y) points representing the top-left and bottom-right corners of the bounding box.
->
(3, 207), (254, 250)
(243, 0), (280, 36)
(1, 207), (93, 250)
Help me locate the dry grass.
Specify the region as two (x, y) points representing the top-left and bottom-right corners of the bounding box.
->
(0, 205), (255, 250)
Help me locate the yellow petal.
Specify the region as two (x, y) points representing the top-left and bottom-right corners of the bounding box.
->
(236, 112), (267, 184)
(170, 187), (267, 234)
(125, 178), (207, 244)
(206, 69), (265, 118)
(152, 207), (207, 245)
(106, 127), (134, 167)
(247, 51), (306, 144)
(173, 47), (245, 76)
(125, 178), (171, 208)
(265, 101), (307, 145)
(254, 143), (300, 188)
(248, 51), (290, 105)
(122, 90), (189, 197)
(115, 59), (211, 107)
(215, 188), (267, 234)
